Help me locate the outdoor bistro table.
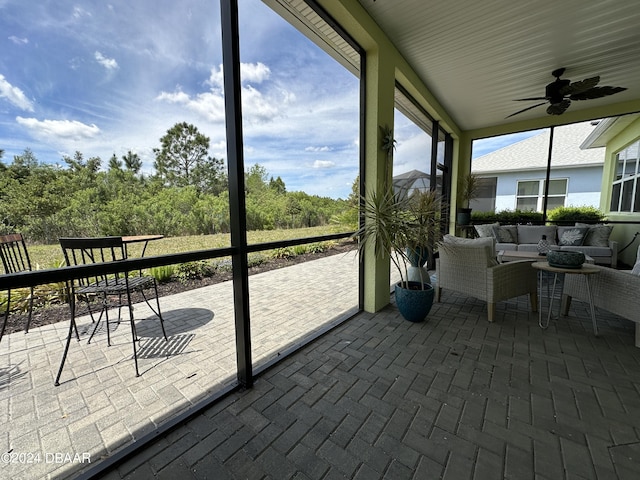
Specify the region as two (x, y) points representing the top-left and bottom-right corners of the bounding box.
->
(531, 261), (600, 335)
(121, 234), (164, 258)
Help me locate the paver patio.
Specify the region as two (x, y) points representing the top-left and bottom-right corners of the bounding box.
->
(1, 251), (364, 479)
(102, 283), (640, 480)
(2, 253), (640, 479)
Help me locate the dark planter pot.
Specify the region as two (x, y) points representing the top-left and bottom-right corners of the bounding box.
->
(456, 208), (472, 226)
(394, 281), (435, 322)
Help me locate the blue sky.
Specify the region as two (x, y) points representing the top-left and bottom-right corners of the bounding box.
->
(0, 0), (513, 199)
(472, 130), (541, 160)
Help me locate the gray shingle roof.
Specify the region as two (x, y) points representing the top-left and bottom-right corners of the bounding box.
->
(472, 121), (605, 174)
(392, 169), (431, 199)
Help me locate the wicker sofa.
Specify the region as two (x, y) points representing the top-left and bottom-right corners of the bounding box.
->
(474, 223), (618, 267)
(561, 245), (640, 347)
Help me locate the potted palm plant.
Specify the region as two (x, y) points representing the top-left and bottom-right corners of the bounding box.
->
(354, 126), (443, 322)
(457, 171), (480, 225)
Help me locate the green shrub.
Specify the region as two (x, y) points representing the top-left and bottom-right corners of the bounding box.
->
(471, 209), (544, 225)
(470, 211), (498, 223)
(472, 206), (606, 226)
(0, 280), (68, 314)
(150, 265), (175, 283)
(247, 253), (267, 268)
(547, 206), (605, 225)
(213, 258), (233, 272)
(293, 244), (308, 255)
(307, 242), (327, 254)
(175, 261), (215, 282)
(272, 247), (295, 259)
(0, 288), (34, 313)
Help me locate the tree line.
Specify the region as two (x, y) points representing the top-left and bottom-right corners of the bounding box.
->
(0, 122), (357, 243)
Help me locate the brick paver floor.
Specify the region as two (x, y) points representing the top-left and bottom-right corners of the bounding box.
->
(1, 251), (370, 480)
(97, 273), (640, 480)
(3, 254), (640, 479)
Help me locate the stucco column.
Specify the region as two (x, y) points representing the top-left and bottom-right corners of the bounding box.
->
(451, 131), (473, 232)
(363, 45), (396, 312)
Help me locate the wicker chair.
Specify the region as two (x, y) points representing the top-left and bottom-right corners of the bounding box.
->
(435, 235), (538, 322)
(561, 245), (640, 346)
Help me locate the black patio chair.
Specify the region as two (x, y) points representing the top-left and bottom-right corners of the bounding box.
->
(55, 236), (167, 385)
(0, 233), (35, 343)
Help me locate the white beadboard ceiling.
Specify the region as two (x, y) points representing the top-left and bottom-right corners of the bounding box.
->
(356, 0), (640, 132)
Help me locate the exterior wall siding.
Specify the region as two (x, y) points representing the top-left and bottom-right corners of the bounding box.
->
(489, 166), (602, 212)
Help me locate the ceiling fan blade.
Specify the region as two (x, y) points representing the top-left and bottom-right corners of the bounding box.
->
(513, 97), (548, 101)
(546, 99), (571, 115)
(563, 76), (600, 95)
(570, 85), (627, 101)
(506, 102), (547, 118)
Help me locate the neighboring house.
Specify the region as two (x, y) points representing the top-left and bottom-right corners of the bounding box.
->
(393, 169), (440, 199)
(580, 113), (640, 266)
(393, 169), (429, 199)
(471, 121), (606, 214)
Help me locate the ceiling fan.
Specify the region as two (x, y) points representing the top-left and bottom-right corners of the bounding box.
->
(507, 68), (627, 118)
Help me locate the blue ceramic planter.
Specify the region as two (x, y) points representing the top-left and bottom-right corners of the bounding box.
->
(394, 281), (435, 322)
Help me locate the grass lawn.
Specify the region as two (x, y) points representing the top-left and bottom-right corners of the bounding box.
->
(25, 225), (353, 269)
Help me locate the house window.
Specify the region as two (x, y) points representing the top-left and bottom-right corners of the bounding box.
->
(470, 176), (496, 213)
(516, 179), (567, 211)
(610, 140), (640, 212)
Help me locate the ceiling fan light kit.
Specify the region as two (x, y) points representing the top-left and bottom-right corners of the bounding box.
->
(507, 67), (627, 118)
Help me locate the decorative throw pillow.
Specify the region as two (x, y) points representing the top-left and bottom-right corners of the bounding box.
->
(557, 226), (589, 246)
(576, 223), (613, 247)
(491, 225), (516, 243)
(474, 222), (499, 238)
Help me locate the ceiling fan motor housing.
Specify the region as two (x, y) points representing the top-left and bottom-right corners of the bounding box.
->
(546, 78), (570, 104)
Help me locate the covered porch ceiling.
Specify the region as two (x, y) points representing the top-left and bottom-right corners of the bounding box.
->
(359, 0), (640, 137)
(278, 0), (640, 139)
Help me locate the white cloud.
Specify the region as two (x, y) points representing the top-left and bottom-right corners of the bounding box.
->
(94, 51), (119, 70)
(72, 6), (92, 20)
(241, 85), (280, 123)
(0, 74), (34, 112)
(206, 67), (224, 89)
(207, 62), (271, 88)
(8, 36), (28, 45)
(241, 62), (270, 84)
(312, 160), (335, 169)
(157, 61), (283, 124)
(155, 89), (226, 123)
(16, 117), (100, 141)
(305, 146), (331, 152)
(155, 90), (190, 104)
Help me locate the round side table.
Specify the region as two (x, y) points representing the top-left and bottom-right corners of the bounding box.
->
(531, 261), (600, 335)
